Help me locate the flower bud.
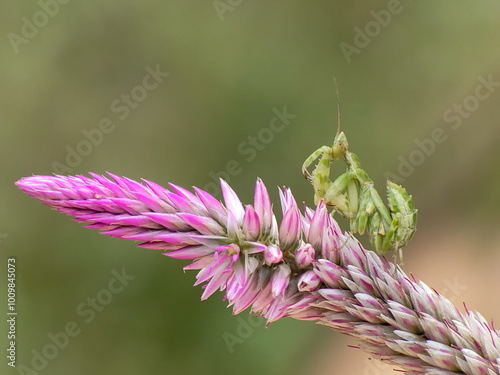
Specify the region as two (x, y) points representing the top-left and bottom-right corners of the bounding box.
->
(297, 270), (321, 292)
(279, 205), (301, 250)
(264, 245), (283, 265)
(295, 243), (315, 269)
(243, 204), (260, 241)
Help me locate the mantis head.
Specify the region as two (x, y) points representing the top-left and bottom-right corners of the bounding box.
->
(332, 131), (348, 159)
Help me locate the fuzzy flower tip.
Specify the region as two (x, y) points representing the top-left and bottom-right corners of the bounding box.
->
(16, 174), (500, 375)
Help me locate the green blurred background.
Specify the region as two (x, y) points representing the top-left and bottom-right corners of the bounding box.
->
(1, 1), (500, 374)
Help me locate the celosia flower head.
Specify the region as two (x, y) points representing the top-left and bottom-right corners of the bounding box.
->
(16, 174), (500, 375)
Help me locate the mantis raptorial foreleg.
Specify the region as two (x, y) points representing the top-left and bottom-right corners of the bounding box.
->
(302, 146), (333, 181)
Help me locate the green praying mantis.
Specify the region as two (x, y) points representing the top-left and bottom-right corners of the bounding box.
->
(302, 103), (417, 262)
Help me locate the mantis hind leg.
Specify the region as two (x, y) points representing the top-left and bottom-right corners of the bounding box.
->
(354, 183), (404, 255)
(386, 181), (417, 248)
(374, 182), (418, 262)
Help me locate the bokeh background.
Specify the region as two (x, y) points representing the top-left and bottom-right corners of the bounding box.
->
(1, 2), (500, 375)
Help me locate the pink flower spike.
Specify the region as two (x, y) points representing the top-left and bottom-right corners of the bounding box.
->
(264, 245), (283, 265)
(271, 264), (291, 297)
(18, 174), (500, 375)
(220, 179), (245, 225)
(297, 270), (321, 292)
(243, 205), (261, 241)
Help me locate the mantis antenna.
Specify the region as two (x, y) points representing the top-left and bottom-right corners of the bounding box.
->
(333, 77), (341, 138)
